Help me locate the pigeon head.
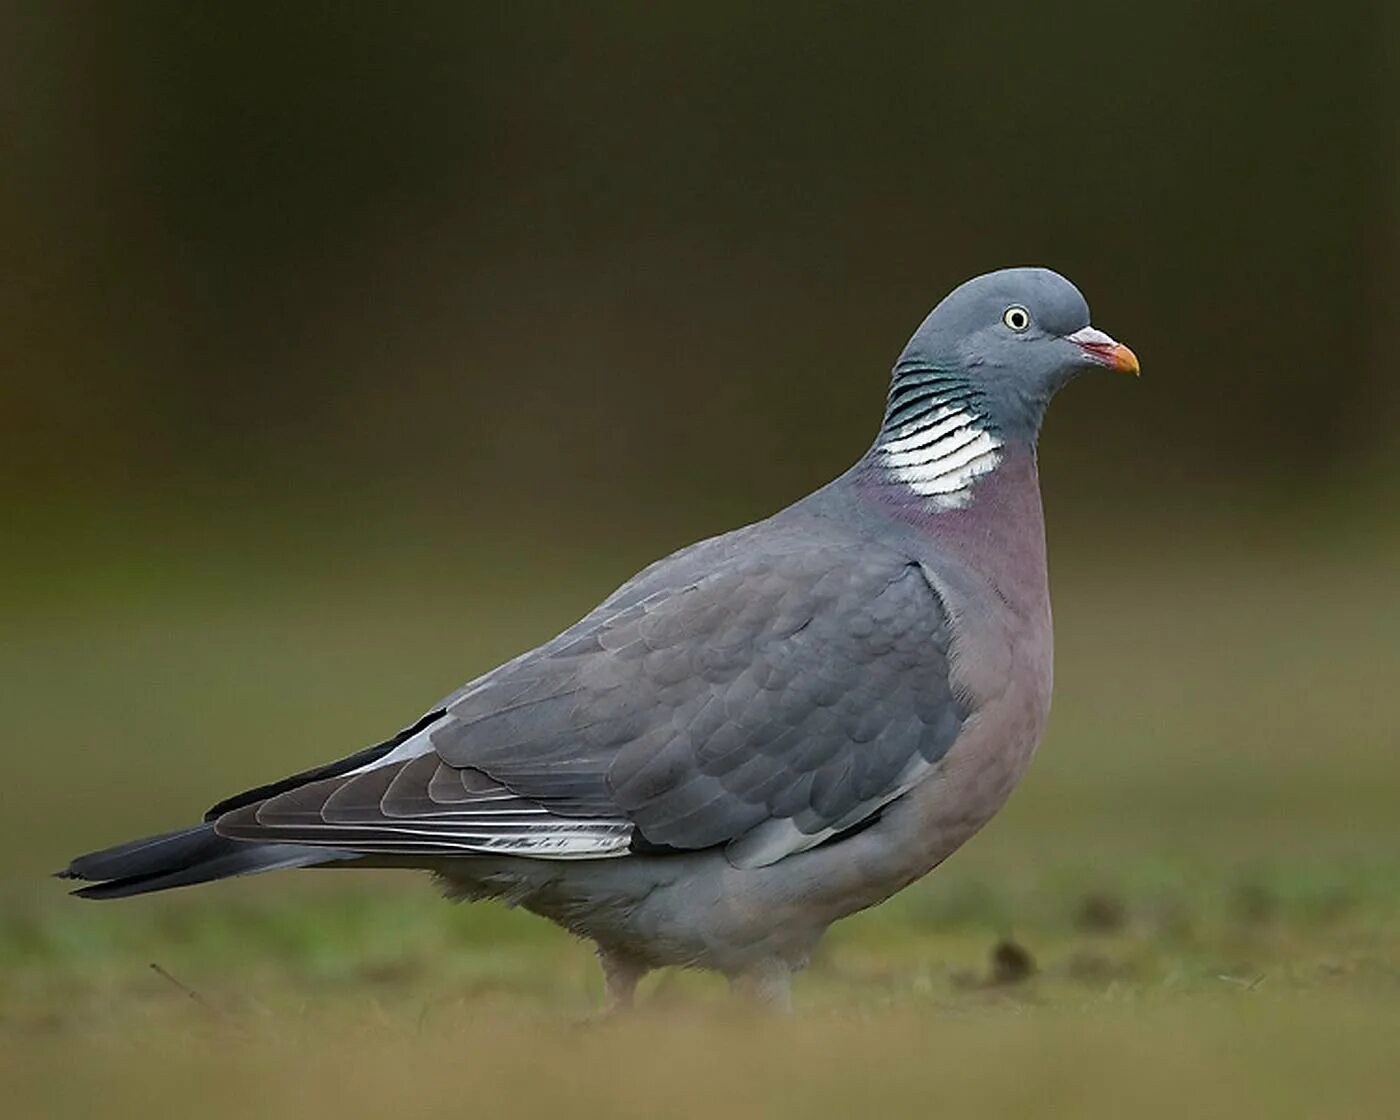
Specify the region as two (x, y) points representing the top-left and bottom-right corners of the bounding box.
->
(871, 267), (1136, 508)
(896, 267), (1138, 435)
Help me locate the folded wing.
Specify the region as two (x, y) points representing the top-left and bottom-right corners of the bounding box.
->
(215, 530), (969, 868)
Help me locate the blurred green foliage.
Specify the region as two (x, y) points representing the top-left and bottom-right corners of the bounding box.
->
(3, 521), (1397, 1118)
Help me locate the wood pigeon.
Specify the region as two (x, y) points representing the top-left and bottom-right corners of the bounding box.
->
(60, 267), (1137, 1011)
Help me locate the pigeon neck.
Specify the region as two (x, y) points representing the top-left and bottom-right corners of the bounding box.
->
(870, 364), (1007, 512)
(850, 445), (1050, 628)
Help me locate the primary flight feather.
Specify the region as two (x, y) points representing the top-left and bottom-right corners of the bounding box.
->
(60, 267), (1137, 1011)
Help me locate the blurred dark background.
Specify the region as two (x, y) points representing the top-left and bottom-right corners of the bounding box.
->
(3, 2), (1397, 531)
(2, 4), (1398, 884)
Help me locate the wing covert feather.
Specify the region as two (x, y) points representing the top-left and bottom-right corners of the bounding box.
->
(429, 533), (968, 865)
(212, 526), (969, 867)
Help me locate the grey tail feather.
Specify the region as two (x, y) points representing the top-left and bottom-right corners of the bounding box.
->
(56, 822), (350, 900)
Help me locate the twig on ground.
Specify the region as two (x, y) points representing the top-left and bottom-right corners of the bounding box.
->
(149, 962), (227, 1018)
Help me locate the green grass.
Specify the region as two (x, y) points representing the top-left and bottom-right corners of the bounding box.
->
(2, 506), (1398, 1117)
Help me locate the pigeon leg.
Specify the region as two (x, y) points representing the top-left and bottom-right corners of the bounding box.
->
(729, 960), (794, 1014)
(597, 946), (648, 1013)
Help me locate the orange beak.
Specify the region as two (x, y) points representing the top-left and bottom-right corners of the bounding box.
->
(1065, 326), (1140, 376)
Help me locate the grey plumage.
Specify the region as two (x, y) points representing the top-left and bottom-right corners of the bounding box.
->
(59, 266), (1136, 1009)
(61, 824), (344, 900)
(215, 529), (962, 869)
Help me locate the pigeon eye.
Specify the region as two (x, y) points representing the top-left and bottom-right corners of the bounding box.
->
(1002, 305), (1031, 332)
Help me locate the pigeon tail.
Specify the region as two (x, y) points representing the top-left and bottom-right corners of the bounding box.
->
(56, 822), (349, 900)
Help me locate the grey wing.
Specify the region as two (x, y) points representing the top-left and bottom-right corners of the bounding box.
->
(215, 534), (968, 869)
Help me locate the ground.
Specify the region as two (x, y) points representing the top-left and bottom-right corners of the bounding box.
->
(2, 504), (1396, 1118)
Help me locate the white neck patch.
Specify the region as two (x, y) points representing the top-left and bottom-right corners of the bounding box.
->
(876, 378), (1003, 508)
